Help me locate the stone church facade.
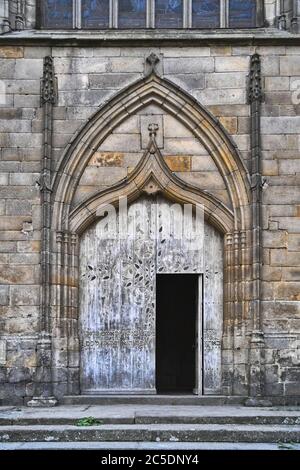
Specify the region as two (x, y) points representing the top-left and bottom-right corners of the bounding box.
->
(0, 1), (300, 406)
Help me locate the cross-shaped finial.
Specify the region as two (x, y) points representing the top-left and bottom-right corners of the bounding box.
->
(148, 123), (159, 138)
(146, 53), (160, 75)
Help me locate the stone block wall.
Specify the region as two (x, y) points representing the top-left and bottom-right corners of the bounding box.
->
(0, 43), (299, 404)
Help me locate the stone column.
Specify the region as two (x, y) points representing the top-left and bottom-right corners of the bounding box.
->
(28, 57), (58, 407)
(246, 54), (270, 406)
(1, 0), (10, 33)
(291, 0), (300, 32)
(278, 0), (287, 28)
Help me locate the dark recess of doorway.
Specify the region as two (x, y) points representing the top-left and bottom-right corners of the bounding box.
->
(156, 274), (198, 394)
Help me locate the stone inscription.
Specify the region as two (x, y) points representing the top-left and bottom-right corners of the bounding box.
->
(83, 329), (154, 350)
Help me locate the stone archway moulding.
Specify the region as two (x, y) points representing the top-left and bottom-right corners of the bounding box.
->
(69, 128), (234, 236)
(47, 70), (254, 400)
(52, 71), (251, 233)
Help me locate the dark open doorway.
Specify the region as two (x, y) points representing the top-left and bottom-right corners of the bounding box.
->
(156, 274), (198, 394)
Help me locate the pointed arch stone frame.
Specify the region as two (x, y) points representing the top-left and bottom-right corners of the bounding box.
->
(50, 72), (254, 399)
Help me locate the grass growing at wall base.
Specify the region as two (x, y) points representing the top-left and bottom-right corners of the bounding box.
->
(76, 416), (103, 426)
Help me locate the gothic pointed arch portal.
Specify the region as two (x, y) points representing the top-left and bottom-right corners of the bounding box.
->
(50, 70), (253, 398)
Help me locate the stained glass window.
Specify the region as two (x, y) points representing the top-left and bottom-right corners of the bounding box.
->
(192, 0), (220, 28)
(155, 0), (183, 28)
(40, 0), (259, 30)
(82, 0), (109, 29)
(119, 0), (147, 28)
(229, 0), (257, 28)
(41, 0), (73, 28)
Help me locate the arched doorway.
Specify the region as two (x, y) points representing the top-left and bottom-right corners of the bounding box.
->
(49, 71), (251, 399)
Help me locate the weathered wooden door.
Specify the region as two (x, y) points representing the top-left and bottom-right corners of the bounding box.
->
(79, 195), (223, 394)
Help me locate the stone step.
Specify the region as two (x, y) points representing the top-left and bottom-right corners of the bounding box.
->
(61, 395), (246, 406)
(1, 414), (300, 426)
(1, 424), (300, 443)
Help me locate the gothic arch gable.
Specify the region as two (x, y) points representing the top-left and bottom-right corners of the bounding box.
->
(52, 71), (251, 234)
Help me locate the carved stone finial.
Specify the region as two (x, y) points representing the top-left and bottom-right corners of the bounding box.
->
(146, 53), (160, 75)
(148, 123), (159, 138)
(41, 56), (57, 105)
(248, 54), (263, 104)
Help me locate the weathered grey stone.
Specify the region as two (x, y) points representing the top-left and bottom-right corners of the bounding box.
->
(0, 109), (22, 119)
(99, 133), (141, 153)
(115, 116), (139, 134)
(215, 57), (249, 72)
(261, 117), (300, 134)
(164, 58), (214, 74)
(164, 137), (210, 155)
(280, 56), (300, 76)
(0, 174), (9, 185)
(59, 90), (113, 107)
(89, 73), (139, 89)
(108, 57), (144, 73)
(53, 120), (83, 135)
(78, 167), (127, 186)
(261, 56), (280, 76)
(4, 79), (40, 94)
(24, 47), (51, 58)
(6, 133), (42, 148)
(163, 47), (211, 57)
(54, 58), (107, 74)
(206, 72), (246, 89)
(0, 265), (40, 285)
(265, 77), (290, 91)
(57, 74), (89, 91)
(5, 200), (32, 216)
(9, 173), (38, 186)
(164, 115), (199, 139)
(13, 95), (40, 108)
(10, 285), (40, 306)
(0, 60), (16, 79)
(279, 160), (300, 175)
(164, 74), (205, 90)
(0, 286), (9, 306)
(14, 59), (43, 79)
(195, 88), (246, 106)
